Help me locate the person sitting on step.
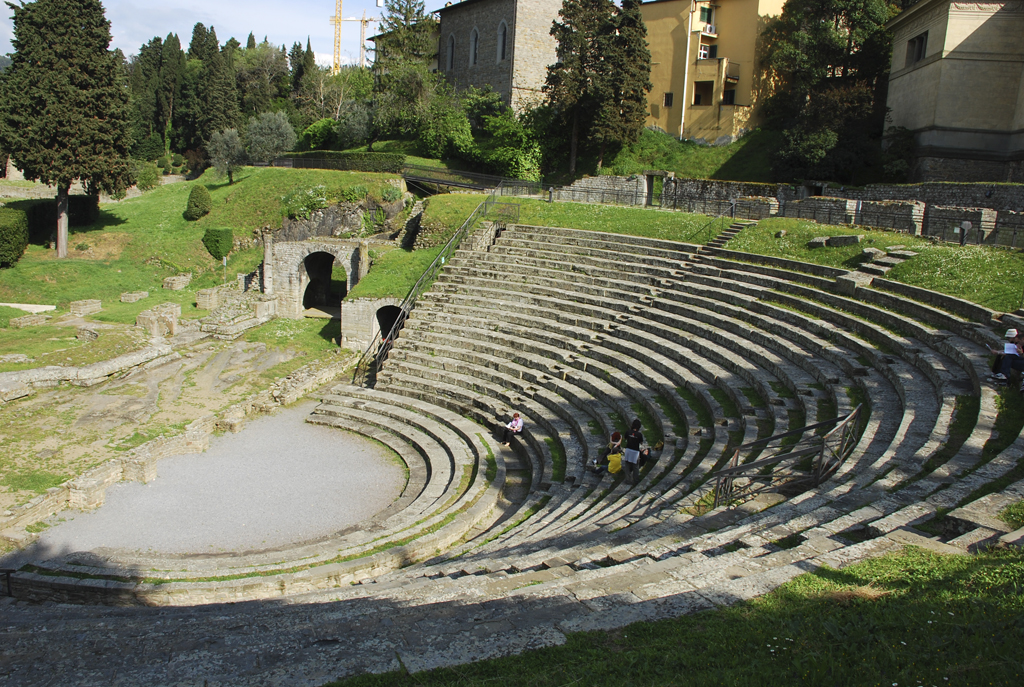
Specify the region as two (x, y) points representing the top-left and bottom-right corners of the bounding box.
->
(989, 329), (1024, 386)
(501, 412), (523, 446)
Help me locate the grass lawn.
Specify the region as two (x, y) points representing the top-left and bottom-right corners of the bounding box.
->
(0, 166), (400, 324)
(589, 128), (781, 183)
(421, 194), (716, 245)
(729, 219), (1024, 313)
(347, 246), (444, 300)
(327, 547), (1024, 687)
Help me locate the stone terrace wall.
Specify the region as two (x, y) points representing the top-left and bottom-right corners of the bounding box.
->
(782, 197), (857, 225)
(554, 175), (647, 205)
(859, 200), (925, 235)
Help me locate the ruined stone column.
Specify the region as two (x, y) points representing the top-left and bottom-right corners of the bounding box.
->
(358, 240), (370, 282)
(261, 226), (274, 294)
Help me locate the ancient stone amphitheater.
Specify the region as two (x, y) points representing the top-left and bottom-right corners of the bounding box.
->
(3, 222), (1023, 686)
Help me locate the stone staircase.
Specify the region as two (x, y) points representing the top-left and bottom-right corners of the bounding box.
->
(704, 219), (756, 249)
(3, 222), (1023, 685)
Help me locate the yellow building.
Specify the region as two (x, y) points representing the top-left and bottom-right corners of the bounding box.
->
(640, 0), (784, 144)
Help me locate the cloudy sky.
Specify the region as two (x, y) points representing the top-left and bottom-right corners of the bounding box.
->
(0, 0), (449, 65)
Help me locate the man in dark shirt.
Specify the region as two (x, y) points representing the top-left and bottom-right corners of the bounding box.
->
(623, 419), (643, 485)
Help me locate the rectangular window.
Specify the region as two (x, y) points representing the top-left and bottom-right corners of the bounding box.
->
(906, 32), (927, 68)
(698, 44), (709, 59)
(663, 92), (674, 107)
(708, 44), (717, 59)
(722, 89), (736, 105)
(693, 93), (702, 106)
(699, 6), (713, 23)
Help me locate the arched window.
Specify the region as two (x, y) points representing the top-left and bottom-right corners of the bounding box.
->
(497, 22), (507, 62)
(469, 29), (478, 66)
(447, 35), (455, 71)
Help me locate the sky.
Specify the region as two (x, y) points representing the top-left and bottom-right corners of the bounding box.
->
(0, 0), (449, 66)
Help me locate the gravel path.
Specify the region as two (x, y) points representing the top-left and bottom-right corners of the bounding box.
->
(33, 402), (405, 555)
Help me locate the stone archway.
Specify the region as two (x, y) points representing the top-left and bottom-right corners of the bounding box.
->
(302, 252), (347, 310)
(376, 305), (403, 340)
(266, 238), (364, 318)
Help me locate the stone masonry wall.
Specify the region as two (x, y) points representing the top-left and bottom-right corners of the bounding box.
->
(782, 197), (858, 225)
(341, 297), (403, 348)
(554, 175), (647, 205)
(271, 240), (362, 318)
(859, 200), (925, 235)
(438, 0), (515, 103)
(510, 0), (561, 110)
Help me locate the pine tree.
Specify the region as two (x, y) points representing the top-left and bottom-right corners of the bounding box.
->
(591, 0), (651, 169)
(289, 41), (306, 93)
(545, 0), (614, 176)
(246, 33), (257, 50)
(157, 34), (185, 152)
(372, 0), (439, 142)
(0, 0), (132, 258)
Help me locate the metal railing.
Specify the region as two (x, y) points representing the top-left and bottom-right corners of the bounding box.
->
(402, 164), (507, 190)
(351, 181), (517, 386)
(712, 404), (862, 508)
(679, 206), (736, 246)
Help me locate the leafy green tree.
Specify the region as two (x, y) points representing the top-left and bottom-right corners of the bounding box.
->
(761, 0), (898, 181)
(246, 111), (296, 162)
(545, 0), (615, 176)
(236, 40), (290, 116)
(419, 86), (473, 160)
(209, 129), (246, 183)
(591, 0), (651, 169)
(482, 110), (542, 180)
(0, 0), (132, 258)
(246, 33), (257, 50)
(175, 24), (240, 154)
(372, 0), (438, 142)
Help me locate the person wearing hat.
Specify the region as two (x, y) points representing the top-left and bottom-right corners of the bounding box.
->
(989, 328), (1024, 387)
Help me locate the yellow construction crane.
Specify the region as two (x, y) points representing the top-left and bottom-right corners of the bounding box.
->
(331, 0), (383, 72)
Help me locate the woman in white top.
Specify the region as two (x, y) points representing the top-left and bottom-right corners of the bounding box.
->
(502, 412), (523, 445)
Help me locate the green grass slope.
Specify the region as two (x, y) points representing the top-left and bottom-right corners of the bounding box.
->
(598, 128), (780, 182)
(0, 167), (399, 323)
(329, 547), (1024, 687)
(729, 219), (1024, 313)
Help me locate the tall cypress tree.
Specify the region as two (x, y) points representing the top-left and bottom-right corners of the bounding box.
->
(591, 0), (651, 169)
(545, 0), (614, 177)
(0, 0), (132, 258)
(157, 33), (185, 152)
(289, 41), (307, 94)
(246, 33), (257, 50)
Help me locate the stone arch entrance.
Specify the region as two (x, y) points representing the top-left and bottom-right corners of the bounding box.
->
(376, 305), (403, 340)
(266, 238), (363, 318)
(302, 251), (347, 310)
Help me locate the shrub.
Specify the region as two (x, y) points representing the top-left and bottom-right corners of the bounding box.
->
(382, 185), (402, 203)
(282, 185), (329, 220)
(299, 118), (338, 151)
(133, 161), (160, 191)
(202, 227), (233, 261)
(171, 153), (184, 166)
(184, 184), (212, 221)
(247, 111), (297, 163)
(131, 132), (164, 161)
(156, 156), (169, 168)
(184, 149), (206, 175)
(281, 151), (405, 174)
(0, 206), (29, 266)
(338, 184), (369, 203)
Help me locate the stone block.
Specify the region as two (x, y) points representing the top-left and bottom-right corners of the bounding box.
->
(862, 247), (886, 261)
(808, 237), (828, 249)
(924, 206), (997, 243)
(10, 314), (46, 328)
(734, 196), (779, 220)
(825, 234), (864, 247)
(859, 200), (925, 234)
(76, 327), (98, 342)
(774, 230), (786, 238)
(999, 527), (1024, 549)
(0, 381), (31, 402)
(69, 299), (102, 316)
(252, 297), (277, 320)
(163, 274), (192, 290)
(120, 291), (149, 303)
(196, 288), (223, 311)
(136, 305), (179, 338)
(783, 197), (857, 224)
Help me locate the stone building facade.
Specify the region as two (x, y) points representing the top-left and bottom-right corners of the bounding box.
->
(885, 0), (1024, 182)
(437, 0), (561, 110)
(641, 0), (785, 144)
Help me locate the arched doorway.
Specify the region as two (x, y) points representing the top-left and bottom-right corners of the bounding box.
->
(302, 252), (348, 311)
(376, 305), (402, 340)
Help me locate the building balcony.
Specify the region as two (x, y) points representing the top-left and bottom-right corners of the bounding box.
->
(726, 62), (740, 84)
(701, 23), (717, 37)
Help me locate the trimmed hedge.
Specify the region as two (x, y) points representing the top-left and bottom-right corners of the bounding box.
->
(0, 206), (29, 266)
(202, 227), (233, 261)
(184, 184), (212, 221)
(279, 151), (406, 174)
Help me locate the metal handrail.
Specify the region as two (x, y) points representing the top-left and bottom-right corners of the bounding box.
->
(351, 181), (510, 386)
(680, 205), (735, 246)
(712, 404), (862, 508)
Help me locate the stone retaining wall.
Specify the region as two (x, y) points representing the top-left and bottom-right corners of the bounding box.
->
(554, 175), (647, 205)
(782, 197), (857, 225)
